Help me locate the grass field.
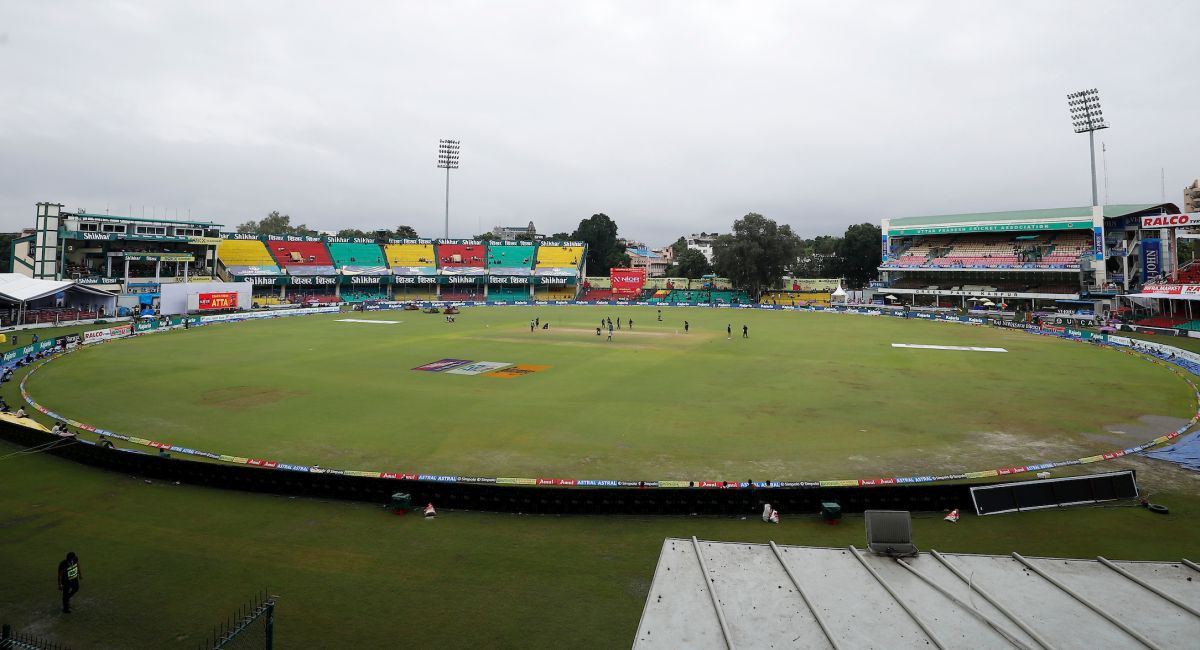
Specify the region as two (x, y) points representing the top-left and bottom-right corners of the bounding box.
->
(5, 306), (1200, 648)
(26, 306), (1195, 482)
(2, 437), (1198, 650)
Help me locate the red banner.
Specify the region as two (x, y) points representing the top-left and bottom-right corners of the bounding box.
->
(198, 292), (238, 310)
(610, 268), (646, 298)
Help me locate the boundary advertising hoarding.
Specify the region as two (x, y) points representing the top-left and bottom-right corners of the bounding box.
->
(196, 292), (238, 311)
(610, 267), (646, 298)
(1141, 213), (1200, 229)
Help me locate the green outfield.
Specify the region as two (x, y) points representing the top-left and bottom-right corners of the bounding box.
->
(26, 306), (1196, 482)
(5, 305), (1200, 649)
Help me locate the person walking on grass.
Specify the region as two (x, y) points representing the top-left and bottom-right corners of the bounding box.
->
(743, 324), (748, 339)
(727, 324), (732, 339)
(58, 552), (81, 613)
(684, 320), (689, 333)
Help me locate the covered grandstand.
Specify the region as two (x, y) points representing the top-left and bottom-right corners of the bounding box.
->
(210, 236), (585, 303)
(879, 204), (1180, 314)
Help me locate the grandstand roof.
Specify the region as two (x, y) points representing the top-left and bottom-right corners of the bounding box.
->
(0, 273), (114, 302)
(889, 203), (1174, 231)
(72, 212), (221, 227)
(635, 538), (1200, 649)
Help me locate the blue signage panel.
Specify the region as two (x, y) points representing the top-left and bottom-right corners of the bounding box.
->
(1142, 238), (1161, 280)
(1093, 227), (1104, 261)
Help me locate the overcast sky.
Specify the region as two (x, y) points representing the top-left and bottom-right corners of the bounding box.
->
(1, 1), (1196, 244)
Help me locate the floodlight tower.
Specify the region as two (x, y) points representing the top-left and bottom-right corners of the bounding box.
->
(1067, 89), (1112, 287)
(437, 139), (461, 238)
(1067, 89), (1108, 207)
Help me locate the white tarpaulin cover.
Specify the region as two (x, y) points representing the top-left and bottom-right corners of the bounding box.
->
(0, 273), (113, 303)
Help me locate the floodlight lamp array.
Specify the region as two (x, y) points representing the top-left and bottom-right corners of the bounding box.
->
(1066, 88), (1108, 133)
(437, 139), (461, 169)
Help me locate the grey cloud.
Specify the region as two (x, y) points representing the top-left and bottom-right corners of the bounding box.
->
(1, 1), (1196, 244)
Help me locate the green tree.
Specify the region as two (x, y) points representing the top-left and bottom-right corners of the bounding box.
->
(673, 248), (712, 279)
(236, 211), (314, 236)
(836, 222), (882, 288)
(392, 225), (419, 239)
(550, 232), (573, 240)
(669, 236), (688, 259)
(712, 213), (801, 298)
(335, 228), (372, 238)
(572, 213), (628, 274)
(474, 232), (498, 241)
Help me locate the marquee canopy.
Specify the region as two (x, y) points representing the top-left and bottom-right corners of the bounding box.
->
(0, 273), (114, 303)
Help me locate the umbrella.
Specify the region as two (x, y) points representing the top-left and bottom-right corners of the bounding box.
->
(885, 295), (897, 300)
(968, 297), (981, 302)
(981, 299), (995, 306)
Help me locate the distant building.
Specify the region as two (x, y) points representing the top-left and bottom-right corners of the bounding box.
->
(1185, 179), (1200, 213)
(626, 247), (669, 277)
(686, 233), (721, 264)
(492, 221), (536, 241)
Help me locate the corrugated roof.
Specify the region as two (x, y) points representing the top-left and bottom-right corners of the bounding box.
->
(889, 204), (1168, 228)
(72, 212), (221, 227)
(635, 537), (1200, 649)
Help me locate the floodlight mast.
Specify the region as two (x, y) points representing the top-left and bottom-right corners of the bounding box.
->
(437, 139), (461, 238)
(1067, 89), (1108, 207)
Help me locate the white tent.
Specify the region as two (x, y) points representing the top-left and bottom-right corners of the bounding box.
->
(0, 273), (116, 324)
(831, 286), (847, 303)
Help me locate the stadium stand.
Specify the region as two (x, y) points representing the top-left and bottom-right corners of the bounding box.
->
(535, 245), (583, 269)
(487, 286), (531, 301)
(538, 287), (577, 300)
(1174, 261), (1200, 284)
(340, 288), (389, 303)
(289, 293), (339, 304)
(216, 239), (283, 276)
(658, 289), (750, 304)
(487, 245), (536, 270)
(578, 289), (614, 301)
(266, 240), (335, 275)
(384, 243), (436, 268)
(392, 289), (438, 301)
(760, 291), (832, 306)
(436, 243), (487, 268)
(1135, 315), (1194, 329)
(328, 242), (388, 274)
(439, 290), (485, 301)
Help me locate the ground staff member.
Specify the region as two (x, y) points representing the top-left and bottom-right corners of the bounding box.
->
(58, 551), (81, 613)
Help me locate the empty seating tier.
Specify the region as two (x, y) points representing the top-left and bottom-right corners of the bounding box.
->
(487, 245), (536, 270)
(384, 243), (436, 268)
(267, 240), (334, 268)
(535, 246), (583, 269)
(328, 243), (387, 268)
(436, 243), (486, 268)
(488, 286), (531, 301)
(217, 240), (277, 267)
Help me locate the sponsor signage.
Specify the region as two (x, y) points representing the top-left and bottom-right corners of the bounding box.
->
(340, 275), (389, 285)
(188, 236), (224, 245)
(76, 276), (121, 285)
(198, 292), (238, 310)
(610, 267), (646, 298)
(1140, 283), (1200, 296)
(325, 236), (377, 244)
(393, 275), (438, 285)
(1141, 213), (1200, 228)
(1093, 226), (1104, 261)
(446, 361), (513, 376)
(489, 275), (531, 285)
(412, 358), (472, 372)
(486, 364), (550, 378)
(1142, 238), (1162, 280)
(888, 220), (1091, 236)
(880, 234), (888, 262)
(288, 275), (338, 286)
(125, 252), (195, 262)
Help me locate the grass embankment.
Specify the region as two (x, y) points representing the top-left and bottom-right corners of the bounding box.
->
(2, 441), (1198, 649)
